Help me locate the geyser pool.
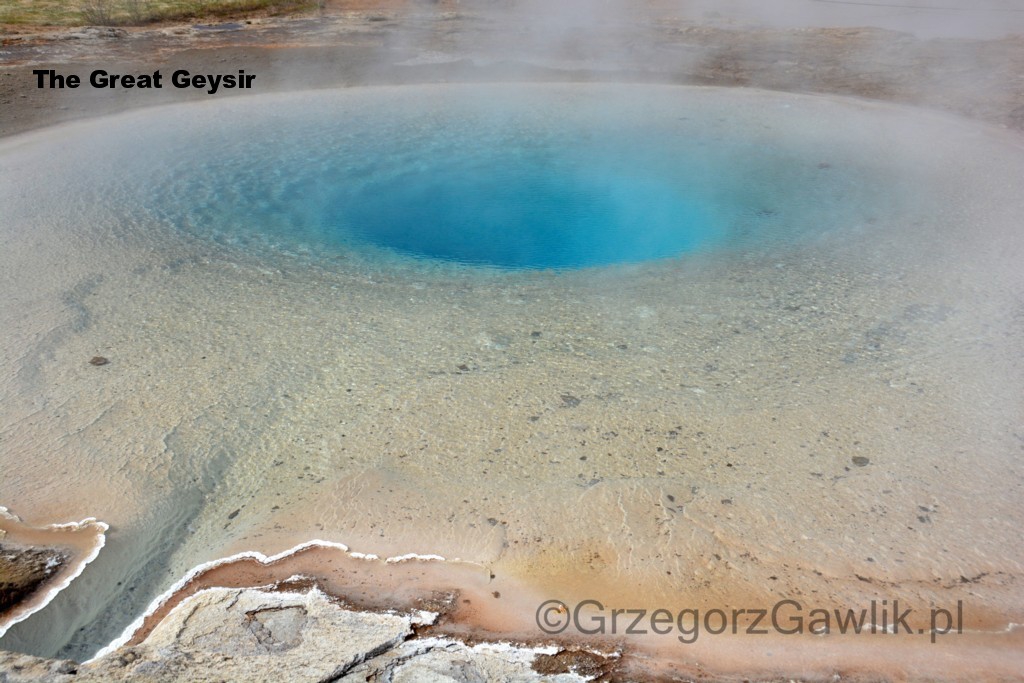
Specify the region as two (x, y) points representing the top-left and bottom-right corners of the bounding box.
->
(126, 84), (899, 270)
(329, 148), (719, 269)
(3, 84), (1024, 664)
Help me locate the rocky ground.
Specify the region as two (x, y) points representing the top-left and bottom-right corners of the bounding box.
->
(1, 2), (1023, 139)
(0, 585), (616, 682)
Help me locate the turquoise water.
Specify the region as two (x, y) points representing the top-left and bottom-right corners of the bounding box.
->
(136, 87), (891, 270)
(332, 149), (719, 269)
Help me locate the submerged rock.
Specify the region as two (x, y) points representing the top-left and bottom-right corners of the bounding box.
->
(559, 394), (581, 408)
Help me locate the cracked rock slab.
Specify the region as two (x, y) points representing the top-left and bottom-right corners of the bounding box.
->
(83, 586), (419, 682)
(0, 650), (78, 682)
(3, 587), (605, 681)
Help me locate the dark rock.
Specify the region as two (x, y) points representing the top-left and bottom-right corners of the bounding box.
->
(0, 543), (69, 614)
(533, 649), (612, 678)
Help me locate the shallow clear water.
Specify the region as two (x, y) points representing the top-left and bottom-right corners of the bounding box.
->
(1, 85), (1022, 664)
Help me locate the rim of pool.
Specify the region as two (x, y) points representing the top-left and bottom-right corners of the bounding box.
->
(4, 81), (1022, 279)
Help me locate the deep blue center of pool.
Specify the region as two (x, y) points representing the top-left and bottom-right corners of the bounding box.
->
(332, 152), (721, 269)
